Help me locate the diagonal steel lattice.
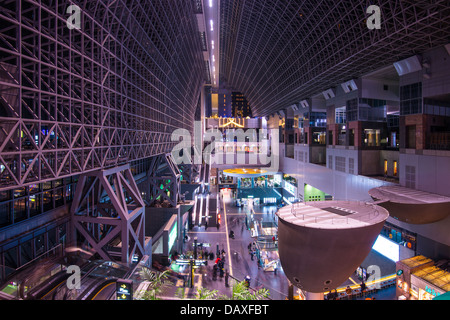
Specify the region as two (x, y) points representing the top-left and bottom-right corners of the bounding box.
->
(70, 164), (146, 263)
(0, 0), (206, 191)
(219, 0), (450, 117)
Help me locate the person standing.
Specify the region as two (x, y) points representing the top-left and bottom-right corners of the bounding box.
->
(218, 260), (224, 277)
(346, 285), (353, 299)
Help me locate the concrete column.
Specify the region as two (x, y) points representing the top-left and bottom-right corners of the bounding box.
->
(288, 281), (294, 300)
(177, 206), (183, 253)
(349, 121), (363, 148)
(285, 107), (295, 158)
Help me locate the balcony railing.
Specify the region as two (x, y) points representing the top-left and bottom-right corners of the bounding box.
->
(428, 132), (450, 150)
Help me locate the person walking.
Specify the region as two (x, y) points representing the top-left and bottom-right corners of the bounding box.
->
(218, 260), (224, 278)
(213, 263), (218, 280)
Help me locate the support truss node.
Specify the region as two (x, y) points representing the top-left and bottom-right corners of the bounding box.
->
(70, 164), (146, 264)
(177, 145), (202, 184)
(146, 153), (181, 208)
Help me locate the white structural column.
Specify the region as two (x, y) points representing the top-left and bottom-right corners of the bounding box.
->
(70, 164), (145, 263)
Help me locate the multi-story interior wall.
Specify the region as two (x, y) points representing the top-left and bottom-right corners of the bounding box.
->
(280, 44), (450, 261)
(397, 45), (450, 196)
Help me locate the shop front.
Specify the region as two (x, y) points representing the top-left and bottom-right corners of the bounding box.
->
(255, 243), (280, 272)
(396, 255), (450, 300)
(252, 219), (279, 271)
(151, 214), (178, 265)
(411, 266), (449, 300)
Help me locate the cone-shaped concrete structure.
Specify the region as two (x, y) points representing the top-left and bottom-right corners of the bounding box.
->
(277, 201), (389, 293)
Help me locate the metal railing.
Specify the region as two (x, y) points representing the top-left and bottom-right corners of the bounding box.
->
(288, 201), (383, 225)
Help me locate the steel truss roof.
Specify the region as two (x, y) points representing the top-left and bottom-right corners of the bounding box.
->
(219, 0), (450, 117)
(0, 0), (205, 191)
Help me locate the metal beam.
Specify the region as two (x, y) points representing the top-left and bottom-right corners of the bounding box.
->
(70, 165), (145, 264)
(0, 0), (205, 192)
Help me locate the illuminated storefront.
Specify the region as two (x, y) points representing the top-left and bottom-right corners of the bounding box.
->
(151, 214), (179, 263)
(412, 266), (449, 300)
(396, 255), (450, 300)
(222, 169), (283, 205)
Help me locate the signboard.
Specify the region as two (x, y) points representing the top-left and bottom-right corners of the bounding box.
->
(192, 242), (211, 248)
(372, 235), (400, 262)
(356, 266), (367, 281)
(116, 279), (133, 300)
(168, 221), (178, 253)
(284, 181), (297, 196)
(175, 259), (207, 266)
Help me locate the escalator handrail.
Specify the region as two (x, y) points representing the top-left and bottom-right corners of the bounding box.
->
(78, 278), (117, 300)
(91, 279), (117, 300)
(76, 259), (137, 300)
(25, 270), (70, 300)
(52, 262), (105, 300)
(91, 258), (148, 300)
(45, 257), (146, 300)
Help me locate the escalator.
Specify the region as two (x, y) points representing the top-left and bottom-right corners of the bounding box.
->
(81, 255), (153, 300)
(49, 260), (131, 300)
(0, 248), (141, 300)
(38, 260), (104, 300)
(86, 279), (117, 300)
(0, 246), (103, 300)
(27, 270), (70, 300)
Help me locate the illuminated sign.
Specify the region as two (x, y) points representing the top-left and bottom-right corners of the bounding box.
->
(116, 279), (133, 300)
(192, 242), (211, 248)
(284, 181), (297, 196)
(168, 221), (178, 253)
(372, 235), (400, 262)
(220, 118), (245, 128)
(176, 259), (207, 266)
(425, 286), (441, 298)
